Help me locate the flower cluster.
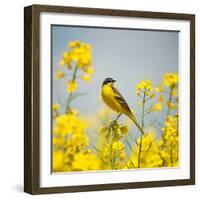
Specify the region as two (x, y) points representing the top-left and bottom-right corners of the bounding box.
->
(52, 103), (60, 111)
(60, 40), (92, 69)
(153, 103), (163, 112)
(160, 114), (179, 167)
(127, 72), (179, 168)
(164, 73), (178, 88)
(97, 121), (129, 170)
(53, 110), (100, 172)
(127, 133), (163, 168)
(67, 80), (77, 93)
(135, 80), (153, 97)
(58, 40), (94, 93)
(55, 70), (65, 80)
(154, 73), (178, 112)
(55, 41), (95, 113)
(71, 152), (100, 171)
(99, 122), (129, 139)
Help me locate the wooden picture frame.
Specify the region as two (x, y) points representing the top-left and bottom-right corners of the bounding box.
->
(24, 4), (195, 194)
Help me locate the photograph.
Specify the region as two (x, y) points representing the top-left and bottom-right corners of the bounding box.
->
(24, 5), (195, 194)
(51, 25), (179, 173)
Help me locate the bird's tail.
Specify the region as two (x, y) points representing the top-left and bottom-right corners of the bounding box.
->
(128, 114), (145, 135)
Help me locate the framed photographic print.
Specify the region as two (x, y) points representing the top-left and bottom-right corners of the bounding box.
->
(24, 4), (195, 194)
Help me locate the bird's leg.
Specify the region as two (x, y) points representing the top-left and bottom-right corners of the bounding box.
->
(113, 113), (122, 124)
(116, 113), (122, 121)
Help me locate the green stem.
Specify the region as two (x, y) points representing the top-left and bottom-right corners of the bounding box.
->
(108, 115), (121, 170)
(162, 86), (175, 141)
(65, 66), (78, 113)
(108, 126), (114, 169)
(166, 86), (174, 116)
(138, 89), (146, 168)
(141, 92), (146, 128)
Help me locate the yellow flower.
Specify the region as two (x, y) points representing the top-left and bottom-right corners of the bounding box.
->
(69, 108), (79, 115)
(69, 40), (81, 49)
(67, 80), (77, 93)
(54, 115), (74, 135)
(77, 52), (91, 68)
(62, 52), (72, 69)
(99, 126), (109, 134)
(148, 93), (155, 99)
(99, 122), (129, 139)
(119, 151), (126, 160)
(157, 140), (163, 147)
(112, 141), (124, 151)
(60, 41), (93, 72)
(66, 134), (89, 149)
(160, 114), (179, 167)
(155, 84), (164, 92)
(55, 70), (65, 79)
(72, 152), (100, 171)
(82, 43), (92, 51)
(120, 125), (129, 136)
(53, 137), (63, 146)
(165, 115), (174, 126)
(154, 103), (162, 111)
(166, 102), (178, 109)
(54, 114), (84, 136)
(52, 150), (64, 172)
(59, 41), (94, 87)
(81, 74), (91, 82)
(127, 132), (163, 168)
(164, 115), (178, 141)
(69, 43), (92, 69)
(52, 103), (60, 111)
(85, 66), (94, 75)
(164, 73), (178, 87)
(73, 119), (87, 134)
(158, 94), (164, 102)
(135, 80), (153, 96)
(59, 59), (65, 67)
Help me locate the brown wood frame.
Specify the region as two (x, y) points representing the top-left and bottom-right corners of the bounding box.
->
(24, 4), (195, 195)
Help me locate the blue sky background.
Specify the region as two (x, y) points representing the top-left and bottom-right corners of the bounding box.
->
(52, 25), (178, 141)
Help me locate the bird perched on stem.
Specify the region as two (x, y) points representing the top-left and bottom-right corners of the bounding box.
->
(101, 77), (145, 135)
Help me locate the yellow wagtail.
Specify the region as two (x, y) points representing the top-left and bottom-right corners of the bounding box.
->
(101, 77), (145, 135)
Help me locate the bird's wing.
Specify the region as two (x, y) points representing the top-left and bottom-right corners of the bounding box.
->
(112, 86), (132, 114)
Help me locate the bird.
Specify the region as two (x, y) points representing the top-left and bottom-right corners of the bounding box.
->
(101, 77), (145, 135)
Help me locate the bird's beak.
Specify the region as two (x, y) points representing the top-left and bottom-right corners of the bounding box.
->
(112, 79), (116, 82)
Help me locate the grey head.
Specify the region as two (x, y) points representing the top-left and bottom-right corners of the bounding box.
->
(103, 78), (116, 85)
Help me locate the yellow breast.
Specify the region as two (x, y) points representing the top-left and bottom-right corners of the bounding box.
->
(101, 84), (121, 113)
(102, 84), (114, 96)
